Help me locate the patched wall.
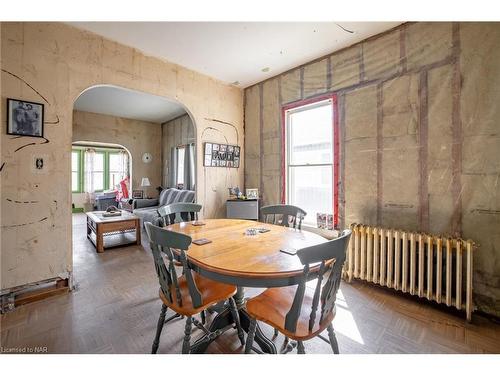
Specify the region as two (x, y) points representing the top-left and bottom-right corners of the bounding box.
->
(244, 22), (500, 316)
(0, 22), (243, 290)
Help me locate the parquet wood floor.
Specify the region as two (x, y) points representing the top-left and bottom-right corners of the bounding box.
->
(1, 214), (499, 354)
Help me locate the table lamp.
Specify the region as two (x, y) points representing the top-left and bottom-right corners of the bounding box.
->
(141, 177), (151, 198)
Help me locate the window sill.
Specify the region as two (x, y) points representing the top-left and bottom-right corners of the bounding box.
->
(301, 224), (339, 240)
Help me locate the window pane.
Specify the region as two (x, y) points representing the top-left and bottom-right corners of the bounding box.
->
(109, 172), (122, 189)
(109, 153), (121, 172)
(289, 166), (332, 225)
(71, 151), (79, 171)
(177, 148), (185, 185)
(93, 153), (104, 172)
(72, 172), (79, 191)
(93, 172), (104, 191)
(289, 103), (332, 165)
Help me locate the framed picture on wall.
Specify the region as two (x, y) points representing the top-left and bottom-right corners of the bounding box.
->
(203, 142), (241, 168)
(6, 98), (44, 138)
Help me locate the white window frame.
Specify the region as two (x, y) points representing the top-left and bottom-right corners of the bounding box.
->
(283, 95), (338, 228)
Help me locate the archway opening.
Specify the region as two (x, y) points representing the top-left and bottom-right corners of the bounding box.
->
(70, 84), (197, 283)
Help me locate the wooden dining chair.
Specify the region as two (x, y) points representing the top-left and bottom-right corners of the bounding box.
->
(244, 229), (352, 354)
(157, 202), (207, 323)
(260, 203), (307, 339)
(158, 202), (202, 227)
(260, 204), (307, 230)
(145, 222), (245, 354)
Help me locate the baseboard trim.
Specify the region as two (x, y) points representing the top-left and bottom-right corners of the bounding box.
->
(1, 277), (70, 313)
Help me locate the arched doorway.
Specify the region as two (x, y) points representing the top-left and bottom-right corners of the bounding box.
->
(70, 84), (197, 284)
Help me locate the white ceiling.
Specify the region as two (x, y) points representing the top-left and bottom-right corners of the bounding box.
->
(74, 85), (187, 123)
(69, 22), (402, 87)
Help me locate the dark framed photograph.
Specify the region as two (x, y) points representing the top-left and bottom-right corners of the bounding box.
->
(7, 98), (44, 138)
(132, 190), (144, 199)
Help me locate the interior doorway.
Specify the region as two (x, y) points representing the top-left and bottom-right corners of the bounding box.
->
(70, 84), (197, 286)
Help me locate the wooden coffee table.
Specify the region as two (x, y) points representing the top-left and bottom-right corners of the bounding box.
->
(86, 211), (141, 253)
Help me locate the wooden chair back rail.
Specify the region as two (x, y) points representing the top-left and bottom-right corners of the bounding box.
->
(158, 202), (202, 227)
(145, 222), (203, 308)
(284, 229), (352, 334)
(260, 204), (307, 230)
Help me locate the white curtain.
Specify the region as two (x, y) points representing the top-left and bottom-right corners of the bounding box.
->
(169, 146), (178, 188)
(119, 150), (129, 181)
(84, 148), (96, 204)
(184, 143), (195, 191)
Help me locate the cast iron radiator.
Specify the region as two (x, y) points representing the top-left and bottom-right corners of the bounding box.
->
(343, 223), (475, 321)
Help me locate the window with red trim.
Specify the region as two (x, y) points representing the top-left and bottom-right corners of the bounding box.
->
(281, 94), (339, 228)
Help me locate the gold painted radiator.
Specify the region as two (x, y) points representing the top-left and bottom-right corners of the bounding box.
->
(343, 223), (475, 321)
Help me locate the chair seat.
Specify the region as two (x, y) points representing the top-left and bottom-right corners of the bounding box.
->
(159, 273), (237, 316)
(246, 285), (335, 341)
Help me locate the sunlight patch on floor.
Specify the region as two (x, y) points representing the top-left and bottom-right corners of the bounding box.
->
(333, 289), (365, 345)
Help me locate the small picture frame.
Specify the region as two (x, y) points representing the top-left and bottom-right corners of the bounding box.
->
(317, 213), (327, 229)
(246, 188), (259, 200)
(132, 190), (144, 199)
(7, 98), (44, 138)
(327, 214), (334, 230)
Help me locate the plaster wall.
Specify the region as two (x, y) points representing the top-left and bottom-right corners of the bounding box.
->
(0, 22), (243, 290)
(244, 22), (500, 316)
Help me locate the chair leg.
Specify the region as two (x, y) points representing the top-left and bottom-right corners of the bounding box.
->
(228, 297), (245, 346)
(273, 328), (279, 339)
(245, 318), (257, 354)
(327, 324), (340, 354)
(182, 316), (192, 354)
(152, 304), (167, 354)
(200, 310), (206, 325)
(280, 336), (297, 354)
(297, 340), (305, 354)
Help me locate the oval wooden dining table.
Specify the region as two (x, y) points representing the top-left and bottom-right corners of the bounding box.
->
(164, 218), (327, 354)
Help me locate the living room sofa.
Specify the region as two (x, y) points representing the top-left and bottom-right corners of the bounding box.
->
(132, 188), (195, 226)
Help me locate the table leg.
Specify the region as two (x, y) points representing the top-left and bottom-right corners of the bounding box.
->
(136, 219), (141, 245)
(96, 225), (104, 253)
(87, 217), (92, 239)
(189, 287), (277, 354)
(234, 286), (245, 309)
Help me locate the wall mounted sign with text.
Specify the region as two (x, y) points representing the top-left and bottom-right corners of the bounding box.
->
(203, 142), (240, 168)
